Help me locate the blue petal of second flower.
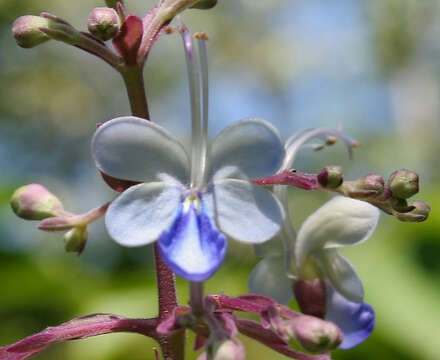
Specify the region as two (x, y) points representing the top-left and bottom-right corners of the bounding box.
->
(158, 197), (227, 282)
(325, 284), (375, 349)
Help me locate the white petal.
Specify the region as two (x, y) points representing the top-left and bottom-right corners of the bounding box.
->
(315, 249), (364, 303)
(247, 255), (294, 305)
(295, 196), (379, 272)
(92, 116), (190, 183)
(209, 118), (285, 179)
(203, 179), (284, 243)
(105, 182), (182, 247)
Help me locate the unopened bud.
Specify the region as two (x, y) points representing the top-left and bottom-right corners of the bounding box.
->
(88, 7), (119, 41)
(282, 316), (343, 353)
(198, 339), (245, 360)
(390, 197), (415, 213)
(38, 216), (75, 232)
(12, 15), (52, 48)
(317, 166), (343, 188)
(191, 0), (218, 9)
(64, 226), (87, 254)
(359, 174), (385, 195)
(396, 200), (430, 222)
(10, 184), (63, 220)
(388, 169), (419, 199)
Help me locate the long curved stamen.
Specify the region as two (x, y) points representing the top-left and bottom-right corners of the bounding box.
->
(275, 128), (358, 278)
(180, 22), (202, 188)
(195, 35), (209, 188)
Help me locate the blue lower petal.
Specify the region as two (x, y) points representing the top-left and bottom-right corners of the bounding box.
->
(158, 197), (227, 282)
(325, 284), (375, 349)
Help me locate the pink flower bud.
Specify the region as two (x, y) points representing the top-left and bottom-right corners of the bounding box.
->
(10, 184), (63, 220)
(12, 15), (52, 48)
(198, 339), (246, 360)
(283, 316), (343, 353)
(88, 7), (119, 41)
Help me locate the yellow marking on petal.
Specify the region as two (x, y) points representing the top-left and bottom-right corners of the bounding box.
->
(183, 194), (201, 213)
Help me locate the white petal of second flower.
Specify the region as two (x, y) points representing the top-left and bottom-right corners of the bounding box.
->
(92, 116), (190, 183)
(247, 255), (294, 305)
(295, 196), (379, 272)
(209, 118), (285, 180)
(315, 249), (364, 303)
(203, 179), (284, 244)
(105, 182), (182, 247)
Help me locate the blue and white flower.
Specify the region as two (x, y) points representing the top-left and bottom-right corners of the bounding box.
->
(248, 129), (379, 349)
(91, 28), (285, 282)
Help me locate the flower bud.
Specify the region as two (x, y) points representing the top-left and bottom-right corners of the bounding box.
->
(347, 174), (385, 198)
(396, 200), (430, 222)
(388, 169), (419, 199)
(191, 0), (218, 9)
(12, 15), (52, 48)
(198, 339), (245, 360)
(390, 197), (415, 213)
(317, 166), (343, 188)
(88, 7), (119, 41)
(63, 227), (87, 254)
(282, 316), (343, 353)
(10, 184), (63, 220)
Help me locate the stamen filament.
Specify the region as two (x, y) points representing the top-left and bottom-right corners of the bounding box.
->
(196, 36), (209, 188)
(180, 22), (202, 188)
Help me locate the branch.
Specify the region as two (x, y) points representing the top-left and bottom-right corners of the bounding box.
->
(0, 314), (157, 360)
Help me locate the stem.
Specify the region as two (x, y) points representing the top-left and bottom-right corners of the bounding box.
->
(120, 65), (151, 119)
(190, 282), (205, 318)
(122, 52), (183, 358)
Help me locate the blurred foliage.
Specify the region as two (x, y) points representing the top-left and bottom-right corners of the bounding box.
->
(0, 0), (439, 360)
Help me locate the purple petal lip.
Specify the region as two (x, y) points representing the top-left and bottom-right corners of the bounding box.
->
(325, 286), (375, 349)
(158, 199), (227, 282)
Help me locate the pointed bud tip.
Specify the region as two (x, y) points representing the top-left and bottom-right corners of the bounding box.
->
(12, 15), (52, 48)
(388, 169), (419, 199)
(10, 184), (63, 220)
(88, 7), (119, 41)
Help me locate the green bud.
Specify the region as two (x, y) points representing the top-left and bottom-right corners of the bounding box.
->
(282, 316), (343, 353)
(12, 15), (52, 48)
(88, 7), (119, 41)
(64, 226), (88, 254)
(105, 0), (124, 9)
(396, 200), (430, 222)
(10, 184), (63, 220)
(191, 0), (218, 9)
(317, 166), (343, 188)
(388, 169), (419, 199)
(390, 197), (414, 213)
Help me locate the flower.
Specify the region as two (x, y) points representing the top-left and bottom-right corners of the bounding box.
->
(248, 129), (379, 349)
(91, 28), (285, 282)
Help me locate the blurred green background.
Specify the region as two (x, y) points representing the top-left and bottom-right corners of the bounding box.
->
(0, 0), (439, 359)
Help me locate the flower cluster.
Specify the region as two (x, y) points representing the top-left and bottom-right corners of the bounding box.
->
(4, 1), (432, 360)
